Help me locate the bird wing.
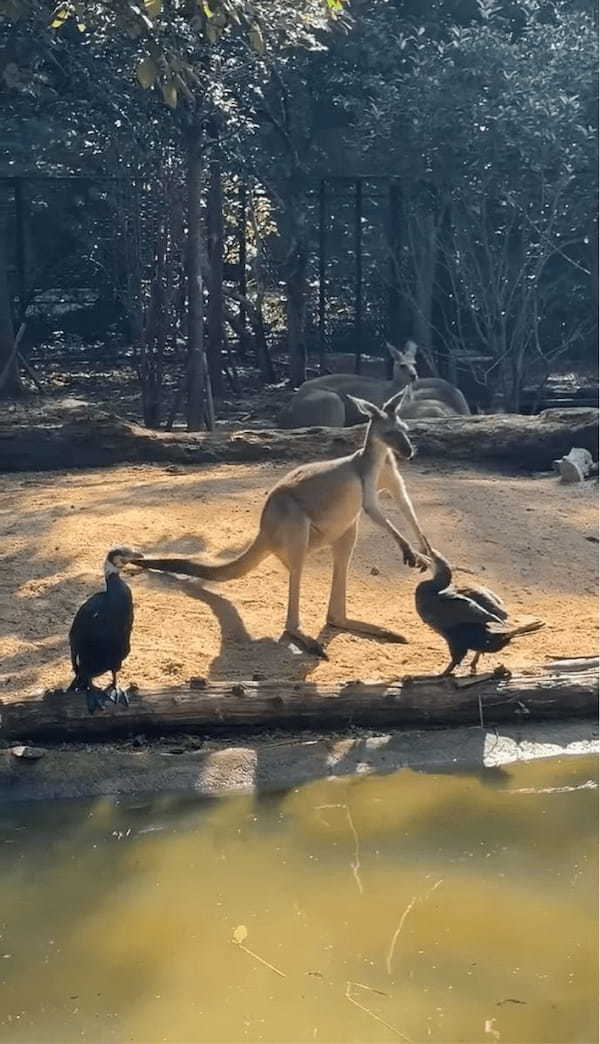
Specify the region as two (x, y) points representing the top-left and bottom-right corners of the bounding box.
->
(69, 591), (105, 655)
(456, 584), (508, 620)
(428, 587), (506, 630)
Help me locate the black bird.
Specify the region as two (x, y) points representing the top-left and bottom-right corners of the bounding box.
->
(415, 548), (544, 676)
(68, 547), (143, 713)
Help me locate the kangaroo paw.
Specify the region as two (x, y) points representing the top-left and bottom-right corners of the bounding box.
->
(402, 546), (429, 571)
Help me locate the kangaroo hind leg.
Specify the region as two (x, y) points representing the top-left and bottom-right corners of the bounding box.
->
(326, 522), (408, 644)
(267, 494), (328, 658)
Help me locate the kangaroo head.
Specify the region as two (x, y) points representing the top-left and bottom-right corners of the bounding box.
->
(347, 390), (414, 461)
(386, 340), (418, 386)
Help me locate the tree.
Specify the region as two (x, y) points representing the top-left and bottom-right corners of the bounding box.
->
(0, 0), (350, 415)
(352, 0), (597, 406)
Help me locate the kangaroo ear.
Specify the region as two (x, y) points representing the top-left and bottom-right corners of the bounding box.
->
(403, 340), (418, 363)
(386, 341), (403, 362)
(347, 395), (385, 420)
(384, 386), (410, 414)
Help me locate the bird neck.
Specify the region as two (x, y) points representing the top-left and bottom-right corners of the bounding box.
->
(430, 553), (452, 592)
(104, 568), (125, 598)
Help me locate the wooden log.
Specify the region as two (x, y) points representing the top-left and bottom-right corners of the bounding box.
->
(1, 665), (597, 743)
(1, 399), (598, 473)
(554, 446), (594, 483)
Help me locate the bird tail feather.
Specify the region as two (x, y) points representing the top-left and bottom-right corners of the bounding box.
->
(501, 619), (545, 639)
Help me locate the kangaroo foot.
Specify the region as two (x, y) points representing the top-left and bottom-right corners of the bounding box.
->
(326, 617), (408, 644)
(282, 629), (328, 659)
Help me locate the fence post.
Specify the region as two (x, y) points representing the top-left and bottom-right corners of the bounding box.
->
(238, 182), (247, 357)
(13, 178), (27, 321)
(318, 178), (327, 373)
(386, 178), (403, 377)
(354, 179), (363, 375)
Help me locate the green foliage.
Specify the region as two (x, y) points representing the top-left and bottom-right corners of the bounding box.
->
(0, 0), (595, 412)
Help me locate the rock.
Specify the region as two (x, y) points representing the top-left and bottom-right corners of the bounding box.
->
(370, 566), (380, 576)
(10, 745), (45, 760)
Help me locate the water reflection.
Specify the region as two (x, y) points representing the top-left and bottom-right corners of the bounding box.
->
(0, 755), (597, 1043)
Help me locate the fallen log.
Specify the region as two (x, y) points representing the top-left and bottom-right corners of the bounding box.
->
(1, 663), (597, 743)
(1, 399), (598, 473)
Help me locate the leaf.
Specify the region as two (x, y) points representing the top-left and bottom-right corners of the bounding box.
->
(202, 0), (214, 16)
(162, 80), (177, 108)
(49, 3), (72, 29)
(248, 22), (264, 55)
(233, 925), (248, 945)
(136, 56), (158, 89)
(205, 19), (223, 43)
(144, 0), (161, 17)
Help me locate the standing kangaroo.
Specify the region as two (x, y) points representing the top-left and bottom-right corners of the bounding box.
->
(282, 341), (470, 427)
(137, 388), (430, 658)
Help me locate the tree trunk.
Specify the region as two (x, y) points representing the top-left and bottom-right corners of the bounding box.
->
(206, 161), (225, 398)
(0, 209), (19, 397)
(185, 138), (214, 432)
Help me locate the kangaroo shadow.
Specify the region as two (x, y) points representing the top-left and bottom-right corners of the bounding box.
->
(138, 570), (332, 682)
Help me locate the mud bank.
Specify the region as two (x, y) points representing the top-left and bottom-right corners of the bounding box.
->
(1, 719), (596, 803)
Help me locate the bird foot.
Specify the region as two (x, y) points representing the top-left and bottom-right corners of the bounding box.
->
(105, 685), (130, 707)
(86, 686), (110, 715)
(493, 664), (512, 680)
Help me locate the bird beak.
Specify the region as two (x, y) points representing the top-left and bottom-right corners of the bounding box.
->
(124, 550), (145, 568)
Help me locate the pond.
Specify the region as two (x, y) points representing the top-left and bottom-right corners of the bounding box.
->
(0, 753), (597, 1043)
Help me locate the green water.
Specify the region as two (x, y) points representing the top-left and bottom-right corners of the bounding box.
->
(0, 754), (597, 1044)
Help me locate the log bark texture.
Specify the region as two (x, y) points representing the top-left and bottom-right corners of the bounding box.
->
(1, 400), (598, 473)
(1, 663), (597, 743)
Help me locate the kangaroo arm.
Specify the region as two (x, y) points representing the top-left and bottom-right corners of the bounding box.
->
(378, 456), (430, 554)
(363, 485), (428, 570)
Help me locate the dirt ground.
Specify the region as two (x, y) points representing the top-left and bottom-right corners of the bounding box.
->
(0, 460), (597, 701)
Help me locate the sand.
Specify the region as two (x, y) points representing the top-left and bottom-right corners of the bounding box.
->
(0, 460), (597, 700)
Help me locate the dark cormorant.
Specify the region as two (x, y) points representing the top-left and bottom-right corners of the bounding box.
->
(68, 546), (143, 713)
(415, 548), (544, 676)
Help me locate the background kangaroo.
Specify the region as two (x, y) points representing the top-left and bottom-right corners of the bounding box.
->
(282, 341), (470, 427)
(137, 387), (430, 658)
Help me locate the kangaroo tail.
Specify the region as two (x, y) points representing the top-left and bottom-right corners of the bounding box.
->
(137, 531), (270, 582)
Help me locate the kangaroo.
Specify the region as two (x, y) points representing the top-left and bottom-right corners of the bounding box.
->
(137, 388), (431, 658)
(282, 341), (470, 428)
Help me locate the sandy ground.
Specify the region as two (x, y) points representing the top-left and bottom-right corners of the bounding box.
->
(0, 460), (597, 700)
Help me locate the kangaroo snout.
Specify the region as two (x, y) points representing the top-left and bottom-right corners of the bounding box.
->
(385, 430), (414, 460)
